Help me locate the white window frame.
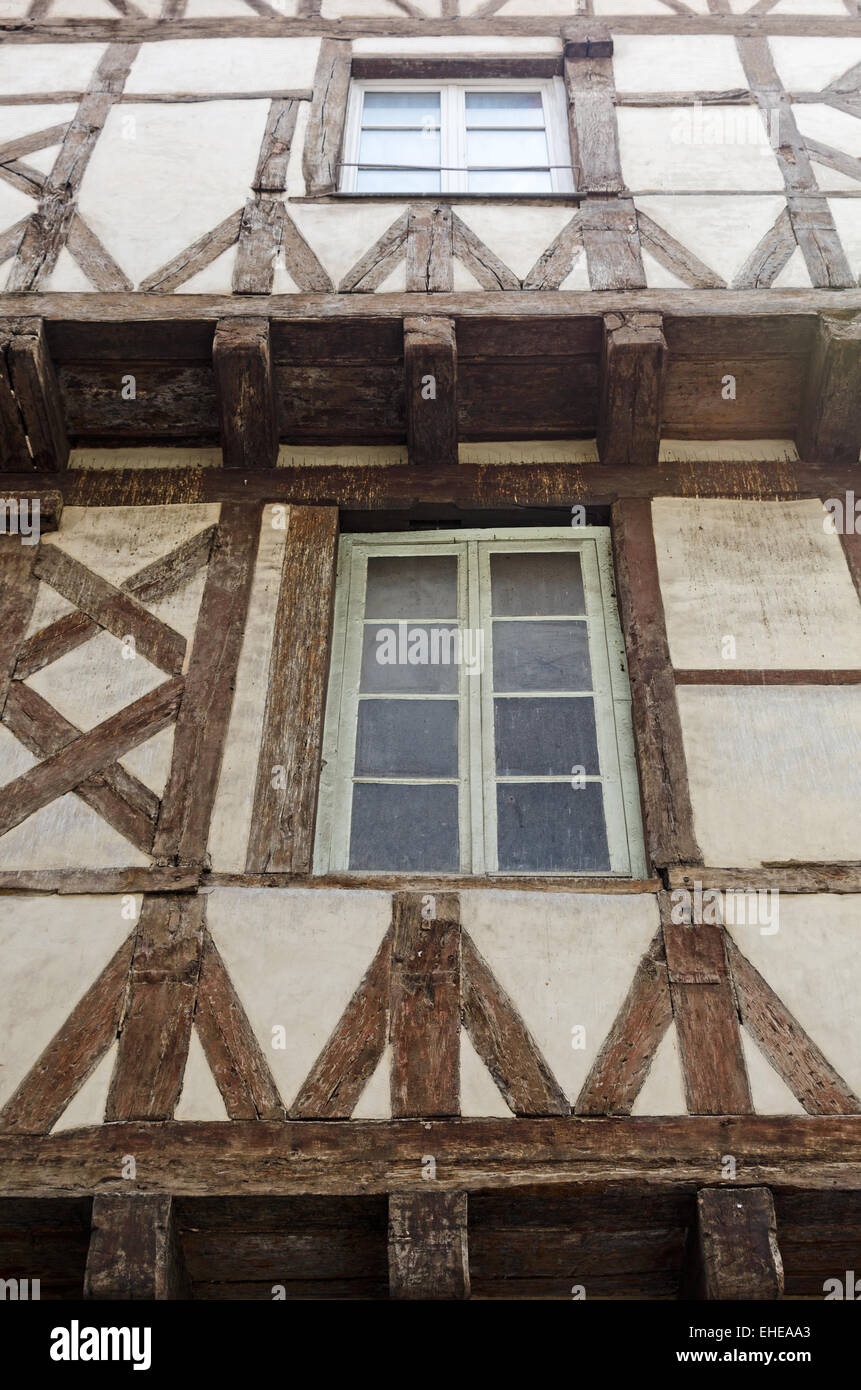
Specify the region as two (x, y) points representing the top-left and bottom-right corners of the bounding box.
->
(339, 77), (574, 195)
(314, 527), (646, 879)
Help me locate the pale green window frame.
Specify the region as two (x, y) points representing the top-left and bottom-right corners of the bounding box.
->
(313, 527), (647, 878)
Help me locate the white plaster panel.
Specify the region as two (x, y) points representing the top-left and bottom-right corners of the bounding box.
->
(635, 195), (788, 283)
(179, 241), (238, 295)
(175, 1028), (230, 1121)
(631, 1022), (686, 1116)
(0, 895), (134, 1106)
(0, 795), (151, 869)
(460, 1030), (513, 1117)
(770, 38), (861, 92)
(0, 104), (77, 147)
(45, 246), (97, 293)
(186, 0), (296, 12)
(52, 1041), (117, 1131)
(740, 1030), (805, 1115)
(325, 0), (439, 12)
(24, 581), (77, 638)
(126, 39), (321, 94)
(613, 37), (748, 93)
(69, 449), (223, 470)
(0, 723), (37, 784)
(43, 504), (220, 588)
(206, 888), (391, 1110)
(118, 724), (176, 799)
(454, 205), (575, 283)
(653, 498), (861, 670)
(729, 896), (861, 1104)
(771, 0), (845, 15)
(677, 686), (861, 867)
(208, 506), (287, 873)
(352, 1043), (392, 1119)
(0, 178), (38, 235)
(771, 243), (813, 289)
(829, 199), (861, 279)
(461, 891), (660, 1105)
(793, 106), (861, 192)
(0, 44), (106, 96)
(24, 630), (167, 731)
(287, 202), (408, 288)
(619, 109), (785, 191)
(77, 102), (269, 288)
(642, 246), (687, 290)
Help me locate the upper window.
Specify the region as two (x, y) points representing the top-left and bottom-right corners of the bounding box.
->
(314, 529), (646, 878)
(340, 79), (574, 195)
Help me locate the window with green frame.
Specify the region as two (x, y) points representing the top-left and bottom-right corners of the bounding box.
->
(314, 528), (646, 878)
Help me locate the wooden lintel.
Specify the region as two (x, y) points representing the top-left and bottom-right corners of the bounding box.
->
(404, 315), (458, 469)
(683, 1187), (783, 1301)
(797, 313), (861, 466)
(5, 321), (69, 471)
(598, 311), (666, 467)
(389, 1192), (470, 1300)
(213, 317), (278, 470)
(84, 1194), (190, 1301)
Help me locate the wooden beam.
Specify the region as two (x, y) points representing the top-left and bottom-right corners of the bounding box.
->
(598, 311), (666, 467)
(84, 1195), (190, 1300)
(105, 895), (205, 1123)
(0, 532), (38, 716)
(611, 499), (701, 868)
(404, 315), (458, 469)
(303, 38), (351, 197)
(406, 204), (453, 294)
(390, 892), (460, 1119)
(0, 334), (32, 470)
(194, 930), (284, 1121)
(245, 505), (338, 873)
(798, 314), (861, 465)
(6, 320), (68, 470)
(388, 1192), (470, 1300)
(213, 318), (278, 470)
(684, 1188), (783, 1300)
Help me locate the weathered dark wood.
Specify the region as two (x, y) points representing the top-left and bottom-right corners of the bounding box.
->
(727, 935), (861, 1115)
(339, 208), (409, 294)
(194, 931), (284, 1121)
(0, 534), (38, 715)
(581, 198), (646, 291)
(213, 318), (278, 470)
(611, 499), (701, 869)
(138, 210), (243, 294)
(684, 1187), (783, 1300)
(290, 933), (391, 1119)
(245, 506), (338, 873)
(303, 38), (352, 197)
(732, 207), (797, 290)
(389, 1192), (469, 1300)
(153, 504), (260, 867)
(637, 210), (725, 290)
(390, 892), (461, 1119)
(797, 314), (861, 466)
(105, 894), (205, 1123)
(7, 320), (69, 470)
(450, 210), (520, 291)
(575, 931), (673, 1116)
(65, 213), (133, 294)
(406, 204), (453, 294)
(461, 930), (569, 1117)
(253, 97), (300, 193)
(404, 315), (458, 469)
(564, 38), (621, 195)
(662, 895), (753, 1117)
(670, 865), (861, 894)
(598, 311), (666, 467)
(85, 1195), (190, 1300)
(0, 334), (33, 470)
(0, 867), (199, 893)
(0, 932), (135, 1134)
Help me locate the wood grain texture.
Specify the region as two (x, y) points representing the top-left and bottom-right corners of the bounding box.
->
(303, 38), (352, 197)
(194, 930), (284, 1121)
(213, 318), (278, 470)
(461, 930), (569, 1118)
(7, 320), (69, 470)
(406, 205), (453, 294)
(0, 534), (38, 716)
(153, 504), (260, 867)
(105, 894), (205, 1123)
(85, 1194), (190, 1300)
(798, 313), (861, 466)
(0, 332), (32, 471)
(245, 505), (337, 873)
(611, 499), (701, 869)
(598, 311), (666, 467)
(389, 1191), (469, 1300)
(404, 315), (458, 470)
(390, 892), (461, 1119)
(685, 1187), (783, 1300)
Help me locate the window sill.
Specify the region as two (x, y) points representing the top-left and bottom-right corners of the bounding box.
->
(207, 872), (660, 894)
(293, 193), (583, 205)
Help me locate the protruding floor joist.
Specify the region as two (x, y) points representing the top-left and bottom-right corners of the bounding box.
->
(798, 313), (861, 465)
(84, 1195), (190, 1301)
(404, 315), (458, 470)
(598, 311), (666, 467)
(683, 1187), (784, 1301)
(213, 317), (278, 470)
(388, 1192), (470, 1301)
(0, 320), (69, 471)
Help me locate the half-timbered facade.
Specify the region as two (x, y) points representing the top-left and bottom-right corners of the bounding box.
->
(1, 0), (861, 1302)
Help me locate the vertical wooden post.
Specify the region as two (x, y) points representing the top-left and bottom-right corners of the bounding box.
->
(390, 892), (460, 1118)
(598, 311), (666, 467)
(389, 1192), (470, 1301)
(85, 1195), (190, 1300)
(684, 1188), (784, 1300)
(404, 316), (458, 469)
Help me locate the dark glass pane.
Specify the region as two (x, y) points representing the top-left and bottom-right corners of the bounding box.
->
(361, 623), (460, 693)
(490, 552), (585, 616)
(355, 699), (458, 778)
(494, 697), (599, 776)
(364, 555), (458, 619)
(492, 620), (591, 692)
(496, 782), (610, 873)
(350, 783), (459, 871)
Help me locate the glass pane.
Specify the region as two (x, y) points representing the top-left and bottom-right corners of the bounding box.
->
(365, 555), (458, 619)
(492, 620), (592, 692)
(356, 168), (441, 193)
(465, 91), (544, 128)
(355, 699), (458, 778)
(494, 697), (599, 776)
(350, 783), (459, 871)
(466, 129), (549, 169)
(359, 128), (440, 170)
(490, 552), (585, 616)
(363, 91), (441, 127)
(467, 170), (553, 194)
(496, 782), (610, 873)
(361, 623), (460, 693)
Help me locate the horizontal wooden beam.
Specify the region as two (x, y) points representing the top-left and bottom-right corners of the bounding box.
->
(667, 865), (861, 894)
(675, 669), (861, 685)
(2, 1118), (861, 1197)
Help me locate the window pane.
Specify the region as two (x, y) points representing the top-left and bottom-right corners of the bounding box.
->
(490, 552), (585, 616)
(496, 782), (610, 873)
(492, 620), (592, 692)
(356, 168), (441, 193)
(355, 699), (458, 778)
(359, 128), (440, 170)
(350, 783), (459, 871)
(494, 697), (599, 776)
(468, 170), (553, 194)
(465, 91), (544, 128)
(361, 623), (460, 693)
(365, 555), (458, 619)
(363, 91), (441, 127)
(467, 129), (549, 169)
